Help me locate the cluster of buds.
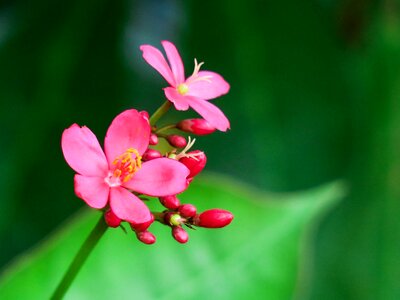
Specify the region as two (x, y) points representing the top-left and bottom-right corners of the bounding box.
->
(158, 195), (233, 244)
(103, 117), (234, 244)
(160, 204), (233, 244)
(62, 40), (234, 246)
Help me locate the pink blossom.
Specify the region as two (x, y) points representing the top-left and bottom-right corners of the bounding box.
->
(140, 41), (230, 131)
(61, 109), (189, 224)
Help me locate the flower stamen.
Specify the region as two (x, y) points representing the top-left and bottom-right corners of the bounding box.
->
(184, 59), (213, 86)
(175, 136), (203, 160)
(111, 148), (142, 183)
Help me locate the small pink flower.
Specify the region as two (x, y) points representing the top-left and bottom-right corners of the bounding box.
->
(61, 109), (189, 224)
(140, 41), (230, 131)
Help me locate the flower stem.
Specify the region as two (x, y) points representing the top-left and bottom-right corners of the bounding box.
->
(50, 215), (108, 300)
(150, 101), (172, 126)
(155, 124), (177, 134)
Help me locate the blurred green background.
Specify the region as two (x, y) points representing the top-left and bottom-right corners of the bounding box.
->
(0, 0), (400, 299)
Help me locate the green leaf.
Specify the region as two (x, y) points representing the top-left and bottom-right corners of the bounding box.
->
(0, 175), (345, 300)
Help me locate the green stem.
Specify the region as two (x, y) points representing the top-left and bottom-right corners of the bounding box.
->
(50, 215), (108, 300)
(149, 101), (172, 126)
(155, 124), (177, 134)
(152, 211), (166, 224)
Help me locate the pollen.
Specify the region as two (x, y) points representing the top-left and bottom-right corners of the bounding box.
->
(112, 148), (142, 183)
(177, 83), (189, 95)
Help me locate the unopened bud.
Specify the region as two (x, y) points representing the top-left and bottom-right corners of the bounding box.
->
(172, 226), (189, 243)
(177, 119), (216, 135)
(164, 212), (183, 226)
(178, 204), (197, 218)
(193, 209), (234, 228)
(179, 150), (207, 178)
(159, 195), (180, 209)
(142, 149), (162, 161)
(167, 135), (187, 148)
(149, 133), (159, 145)
(104, 209), (121, 228)
(130, 214), (154, 232)
(136, 231), (156, 244)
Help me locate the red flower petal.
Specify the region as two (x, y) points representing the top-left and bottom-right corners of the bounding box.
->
(123, 158), (189, 197)
(109, 187), (152, 224)
(162, 40), (185, 85)
(104, 109), (150, 165)
(187, 71), (230, 100)
(140, 44), (175, 86)
(74, 175), (109, 209)
(61, 124), (109, 177)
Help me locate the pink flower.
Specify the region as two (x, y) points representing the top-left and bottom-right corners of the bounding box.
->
(140, 41), (230, 131)
(61, 109), (189, 224)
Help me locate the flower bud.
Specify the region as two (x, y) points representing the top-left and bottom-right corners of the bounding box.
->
(172, 226), (189, 243)
(179, 150), (207, 178)
(167, 135), (187, 148)
(130, 214), (154, 232)
(178, 204), (197, 218)
(164, 212), (184, 226)
(177, 118), (216, 135)
(193, 209), (234, 228)
(149, 133), (159, 145)
(159, 195), (180, 209)
(142, 149), (162, 161)
(136, 231), (156, 244)
(104, 209), (121, 228)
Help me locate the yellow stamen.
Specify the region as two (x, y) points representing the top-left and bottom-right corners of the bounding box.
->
(112, 148), (142, 183)
(113, 169), (122, 178)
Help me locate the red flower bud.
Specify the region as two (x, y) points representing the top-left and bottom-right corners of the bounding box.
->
(136, 231), (156, 244)
(130, 214), (154, 232)
(178, 204), (197, 218)
(159, 195), (180, 209)
(104, 209), (121, 228)
(193, 209), (233, 228)
(167, 135), (187, 148)
(179, 150), (207, 178)
(172, 226), (189, 243)
(142, 149), (162, 161)
(149, 133), (158, 145)
(177, 118), (216, 135)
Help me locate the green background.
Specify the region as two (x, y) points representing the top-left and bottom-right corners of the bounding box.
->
(0, 0), (400, 299)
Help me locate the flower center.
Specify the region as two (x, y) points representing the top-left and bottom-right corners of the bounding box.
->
(105, 148), (142, 187)
(177, 83), (189, 95)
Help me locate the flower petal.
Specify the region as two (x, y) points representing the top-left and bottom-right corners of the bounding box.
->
(123, 158), (189, 196)
(140, 44), (176, 87)
(104, 109), (150, 165)
(110, 187), (152, 224)
(164, 87), (190, 110)
(187, 71), (230, 100)
(162, 40), (185, 84)
(61, 124), (108, 177)
(185, 97), (230, 132)
(74, 175), (109, 209)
